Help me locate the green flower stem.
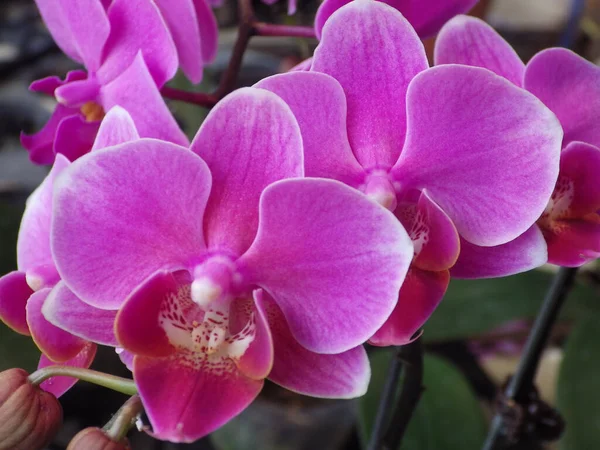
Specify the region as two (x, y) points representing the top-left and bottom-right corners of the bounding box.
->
(28, 366), (137, 396)
(104, 395), (144, 442)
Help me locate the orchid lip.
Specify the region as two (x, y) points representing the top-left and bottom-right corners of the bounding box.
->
(159, 282), (256, 363)
(360, 169), (398, 211)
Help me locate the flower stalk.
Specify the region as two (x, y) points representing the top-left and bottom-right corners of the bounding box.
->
(29, 366), (137, 396)
(368, 337), (424, 450)
(482, 266), (578, 450)
(104, 395), (144, 442)
(382, 337), (424, 450)
(253, 23), (316, 38)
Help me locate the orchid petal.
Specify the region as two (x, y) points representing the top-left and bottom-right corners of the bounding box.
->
(22, 72), (90, 164)
(115, 271), (180, 358)
(192, 88), (303, 255)
(17, 154), (70, 279)
(99, 0), (177, 87)
(256, 72), (364, 185)
(435, 15), (525, 87)
(393, 65), (562, 246)
(101, 53), (188, 146)
(55, 77), (100, 107)
(192, 0), (219, 63)
(20, 105), (80, 165)
(52, 141), (210, 309)
(33, 0), (109, 70)
(525, 48), (600, 149)
(117, 348), (134, 371)
(257, 292), (369, 398)
(38, 343), (97, 398)
(451, 225), (547, 279)
(26, 288), (87, 362)
(92, 106), (140, 151)
(231, 293), (274, 381)
(312, 0), (428, 169)
(369, 267), (449, 346)
(0, 271), (32, 335)
(240, 178), (412, 354)
(396, 191), (460, 272)
(134, 354), (262, 443)
(315, 0), (478, 39)
(42, 281), (118, 346)
(29, 71), (88, 96)
(545, 220), (600, 267)
(154, 0), (204, 83)
(53, 114), (100, 161)
(556, 142), (600, 218)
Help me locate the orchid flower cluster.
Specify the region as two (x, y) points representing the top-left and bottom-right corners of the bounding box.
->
(0, 0), (599, 446)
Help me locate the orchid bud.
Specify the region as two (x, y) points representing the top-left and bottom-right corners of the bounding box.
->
(67, 428), (131, 450)
(0, 368), (62, 450)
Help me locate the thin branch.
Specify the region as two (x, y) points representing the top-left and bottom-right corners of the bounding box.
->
(160, 86), (218, 107)
(104, 395), (144, 442)
(367, 351), (403, 450)
(369, 338), (424, 450)
(482, 266), (578, 450)
(253, 23), (316, 38)
(213, 0), (257, 100)
(382, 338), (424, 450)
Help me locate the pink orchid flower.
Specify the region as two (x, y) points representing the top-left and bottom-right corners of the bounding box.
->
(436, 16), (600, 269)
(315, 0), (479, 40)
(49, 88), (413, 442)
(0, 107), (146, 396)
(22, 0), (189, 165)
(256, 0), (563, 345)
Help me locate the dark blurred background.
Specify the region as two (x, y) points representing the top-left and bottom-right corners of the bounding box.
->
(1, 0), (600, 449)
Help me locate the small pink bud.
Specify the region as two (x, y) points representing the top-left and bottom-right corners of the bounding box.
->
(0, 368), (63, 450)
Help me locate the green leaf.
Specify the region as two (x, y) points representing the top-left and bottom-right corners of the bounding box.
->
(358, 350), (487, 450)
(558, 318), (600, 450)
(424, 270), (597, 343)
